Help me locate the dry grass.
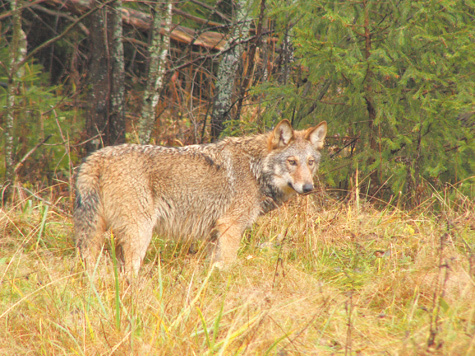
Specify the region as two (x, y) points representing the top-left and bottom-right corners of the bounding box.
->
(1, 189), (474, 355)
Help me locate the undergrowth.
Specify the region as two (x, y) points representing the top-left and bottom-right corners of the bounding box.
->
(1, 188), (474, 355)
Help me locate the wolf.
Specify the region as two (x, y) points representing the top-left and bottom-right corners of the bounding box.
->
(74, 119), (327, 275)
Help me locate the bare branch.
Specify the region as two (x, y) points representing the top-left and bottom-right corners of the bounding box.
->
(17, 0), (115, 70)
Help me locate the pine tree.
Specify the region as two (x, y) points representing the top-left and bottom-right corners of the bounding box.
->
(261, 0), (475, 200)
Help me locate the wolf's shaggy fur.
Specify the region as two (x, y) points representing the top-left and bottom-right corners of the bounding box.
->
(74, 120), (327, 274)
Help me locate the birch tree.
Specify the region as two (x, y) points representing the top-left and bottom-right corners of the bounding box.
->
(139, 0), (173, 145)
(210, 0), (252, 140)
(235, 0), (266, 122)
(108, 0), (125, 146)
(85, 0), (125, 153)
(4, 0), (26, 202)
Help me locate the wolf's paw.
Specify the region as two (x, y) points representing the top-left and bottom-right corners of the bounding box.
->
(212, 260), (225, 270)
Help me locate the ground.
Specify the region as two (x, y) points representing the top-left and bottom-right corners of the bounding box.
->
(1, 190), (474, 355)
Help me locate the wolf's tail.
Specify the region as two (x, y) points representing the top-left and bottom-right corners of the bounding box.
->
(73, 157), (103, 256)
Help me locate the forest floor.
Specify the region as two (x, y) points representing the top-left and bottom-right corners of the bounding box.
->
(1, 188), (474, 355)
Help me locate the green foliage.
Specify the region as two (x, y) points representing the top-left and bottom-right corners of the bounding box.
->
(0, 45), (81, 185)
(258, 0), (475, 199)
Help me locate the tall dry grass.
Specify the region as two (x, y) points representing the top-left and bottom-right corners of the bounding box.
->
(1, 187), (474, 355)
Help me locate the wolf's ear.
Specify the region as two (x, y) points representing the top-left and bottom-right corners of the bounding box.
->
(269, 119), (294, 149)
(305, 121), (327, 150)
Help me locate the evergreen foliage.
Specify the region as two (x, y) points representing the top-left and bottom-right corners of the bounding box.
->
(259, 0), (475, 199)
(0, 49), (81, 184)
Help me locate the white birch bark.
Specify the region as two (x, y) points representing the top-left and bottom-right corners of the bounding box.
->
(210, 0), (252, 140)
(139, 0), (173, 144)
(109, 0), (125, 145)
(4, 0), (26, 201)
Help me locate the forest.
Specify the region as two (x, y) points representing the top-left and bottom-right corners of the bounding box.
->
(1, 0), (475, 354)
(1, 0), (473, 203)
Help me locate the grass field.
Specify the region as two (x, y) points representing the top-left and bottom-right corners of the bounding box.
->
(1, 188), (474, 355)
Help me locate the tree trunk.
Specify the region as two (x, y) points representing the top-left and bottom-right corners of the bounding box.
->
(362, 0), (380, 190)
(210, 0), (251, 140)
(85, 3), (109, 153)
(279, 26), (293, 86)
(4, 0), (26, 203)
(85, 0), (125, 153)
(108, 0), (125, 146)
(235, 0), (266, 122)
(139, 0), (172, 145)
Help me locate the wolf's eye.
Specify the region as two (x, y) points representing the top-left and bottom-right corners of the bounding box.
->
(287, 159), (297, 166)
(308, 159), (315, 166)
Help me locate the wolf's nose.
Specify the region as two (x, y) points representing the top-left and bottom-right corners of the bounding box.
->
(302, 183), (313, 193)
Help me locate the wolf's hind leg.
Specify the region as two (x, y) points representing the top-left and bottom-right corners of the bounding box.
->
(119, 221), (155, 276)
(76, 217), (107, 273)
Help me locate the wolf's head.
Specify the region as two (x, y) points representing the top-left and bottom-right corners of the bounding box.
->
(265, 119), (327, 199)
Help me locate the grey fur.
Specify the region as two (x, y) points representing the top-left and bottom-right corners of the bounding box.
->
(74, 119), (327, 274)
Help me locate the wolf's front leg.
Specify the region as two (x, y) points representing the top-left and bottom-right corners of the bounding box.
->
(211, 218), (245, 269)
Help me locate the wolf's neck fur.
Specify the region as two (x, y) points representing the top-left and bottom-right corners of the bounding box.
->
(213, 133), (288, 213)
